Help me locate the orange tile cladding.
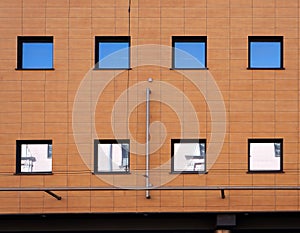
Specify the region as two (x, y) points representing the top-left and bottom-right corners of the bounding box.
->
(0, 0), (299, 214)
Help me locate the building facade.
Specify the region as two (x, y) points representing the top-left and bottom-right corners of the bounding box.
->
(0, 0), (300, 232)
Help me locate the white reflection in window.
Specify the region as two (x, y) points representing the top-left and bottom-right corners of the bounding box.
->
(174, 143), (206, 172)
(98, 143), (129, 172)
(249, 142), (281, 171)
(21, 144), (52, 172)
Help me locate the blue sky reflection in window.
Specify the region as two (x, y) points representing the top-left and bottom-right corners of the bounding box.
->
(98, 42), (129, 69)
(248, 36), (283, 69)
(174, 42), (206, 69)
(23, 42), (53, 69)
(250, 42), (281, 68)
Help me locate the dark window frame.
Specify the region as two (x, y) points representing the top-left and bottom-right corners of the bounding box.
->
(248, 138), (284, 173)
(16, 36), (54, 70)
(172, 36), (207, 70)
(248, 36), (284, 70)
(94, 36), (131, 70)
(94, 139), (130, 174)
(171, 138), (207, 174)
(15, 140), (53, 175)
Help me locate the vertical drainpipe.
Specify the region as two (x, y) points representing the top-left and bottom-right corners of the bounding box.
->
(145, 87), (151, 199)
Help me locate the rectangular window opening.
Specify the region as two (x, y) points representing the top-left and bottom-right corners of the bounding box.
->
(172, 36), (207, 69)
(16, 140), (53, 174)
(94, 139), (130, 174)
(171, 139), (207, 174)
(95, 36), (130, 70)
(248, 36), (284, 69)
(248, 138), (283, 172)
(17, 36), (54, 70)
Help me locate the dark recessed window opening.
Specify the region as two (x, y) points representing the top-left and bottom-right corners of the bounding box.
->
(16, 140), (53, 174)
(248, 36), (284, 69)
(248, 138), (283, 172)
(94, 139), (130, 174)
(95, 36), (130, 69)
(172, 36), (207, 69)
(17, 36), (54, 70)
(171, 139), (206, 174)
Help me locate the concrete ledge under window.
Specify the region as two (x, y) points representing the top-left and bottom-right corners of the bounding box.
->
(93, 67), (132, 70)
(247, 67), (285, 70)
(15, 68), (55, 71)
(170, 67), (209, 70)
(13, 172), (53, 175)
(246, 171), (285, 174)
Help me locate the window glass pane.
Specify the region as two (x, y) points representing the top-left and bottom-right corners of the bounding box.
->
(174, 42), (206, 68)
(173, 141), (206, 173)
(20, 143), (52, 173)
(97, 142), (129, 173)
(249, 142), (282, 171)
(98, 42), (129, 69)
(250, 42), (281, 68)
(22, 42), (53, 69)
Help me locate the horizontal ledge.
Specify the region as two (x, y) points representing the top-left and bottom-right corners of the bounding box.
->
(1, 186), (300, 191)
(15, 68), (55, 71)
(170, 68), (209, 70)
(93, 68), (132, 70)
(247, 67), (285, 70)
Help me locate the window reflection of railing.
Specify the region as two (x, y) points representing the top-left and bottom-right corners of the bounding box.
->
(184, 143), (206, 171)
(21, 145), (36, 172)
(185, 155), (205, 171)
(103, 143), (129, 172)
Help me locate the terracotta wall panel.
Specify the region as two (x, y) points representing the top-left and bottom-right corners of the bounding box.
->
(0, 0), (299, 214)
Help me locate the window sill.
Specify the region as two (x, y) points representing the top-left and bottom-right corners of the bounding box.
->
(93, 172), (131, 175)
(247, 170), (284, 174)
(15, 68), (55, 71)
(93, 68), (132, 71)
(170, 67), (208, 70)
(170, 171), (208, 174)
(14, 172), (53, 175)
(247, 67), (285, 70)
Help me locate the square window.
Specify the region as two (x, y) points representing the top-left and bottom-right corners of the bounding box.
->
(95, 36), (130, 69)
(17, 36), (54, 70)
(94, 139), (130, 173)
(172, 36), (207, 69)
(16, 140), (52, 174)
(248, 138), (283, 172)
(171, 139), (206, 173)
(248, 36), (284, 69)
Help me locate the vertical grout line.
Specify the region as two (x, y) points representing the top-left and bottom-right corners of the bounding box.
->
(204, 0), (208, 211)
(43, 0), (47, 213)
(183, 0), (186, 209)
(19, 0), (24, 214)
(44, 0), (46, 141)
(113, 0), (116, 212)
(136, 0), (139, 199)
(89, 0), (92, 213)
(251, 0), (254, 211)
(114, 0), (116, 34)
(182, 0), (184, 142)
(274, 0), (276, 142)
(274, 0), (277, 209)
(66, 0), (70, 211)
(297, 0), (300, 210)
(159, 0), (162, 211)
(297, 1), (300, 210)
(228, 0), (231, 210)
